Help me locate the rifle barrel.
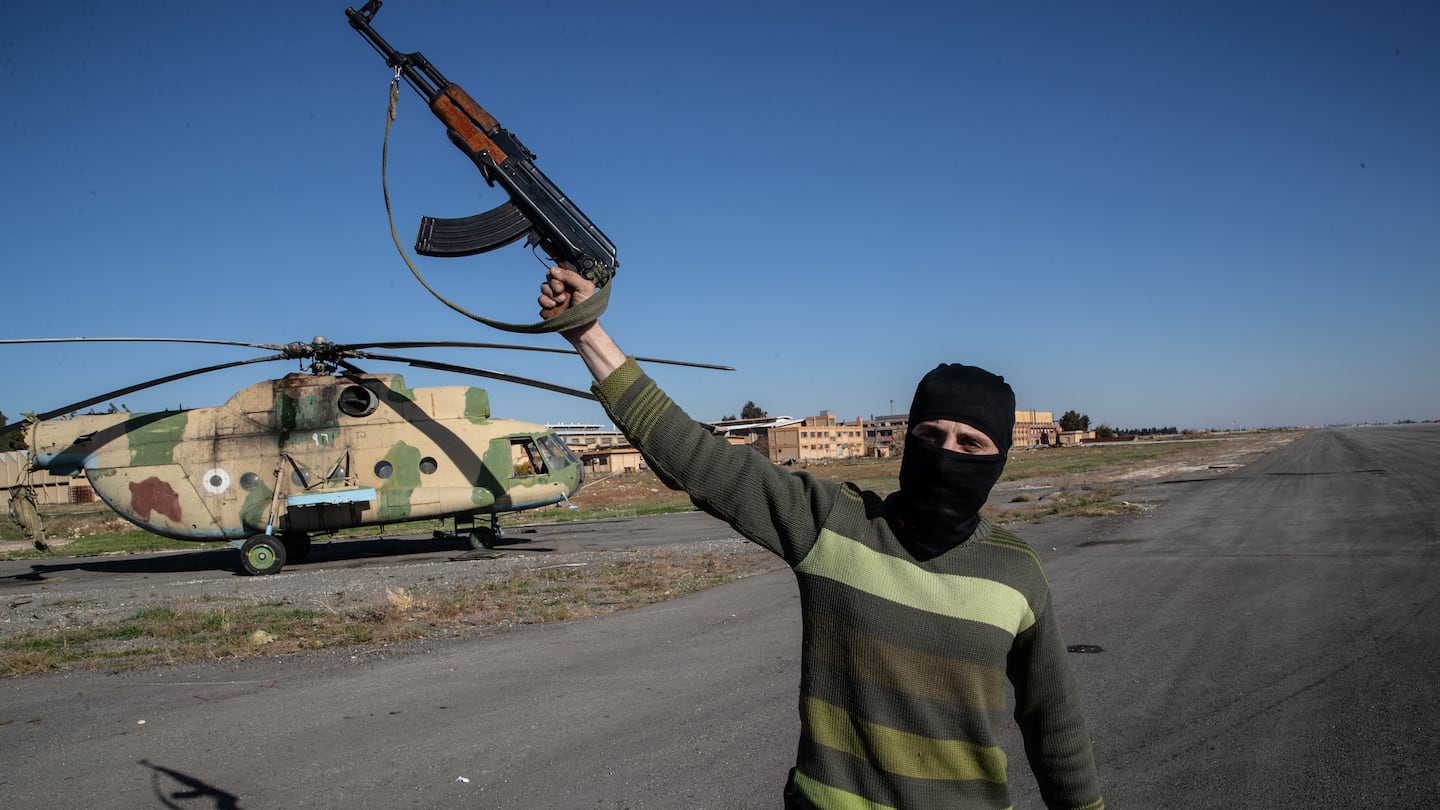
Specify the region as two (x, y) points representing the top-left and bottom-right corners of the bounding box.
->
(346, 3), (446, 101)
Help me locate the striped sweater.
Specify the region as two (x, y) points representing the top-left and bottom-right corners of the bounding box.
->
(594, 359), (1103, 810)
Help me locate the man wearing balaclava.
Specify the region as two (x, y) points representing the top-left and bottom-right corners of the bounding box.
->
(890, 363), (1017, 559)
(541, 267), (1105, 810)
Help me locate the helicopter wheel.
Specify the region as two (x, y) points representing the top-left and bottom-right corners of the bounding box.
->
(240, 534), (288, 576)
(281, 532), (312, 563)
(469, 527), (499, 550)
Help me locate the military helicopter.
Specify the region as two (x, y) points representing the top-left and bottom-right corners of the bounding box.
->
(1, 336), (725, 575)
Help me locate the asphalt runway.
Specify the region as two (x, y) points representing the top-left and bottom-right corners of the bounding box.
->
(1014, 424), (1440, 808)
(2, 425), (1436, 808)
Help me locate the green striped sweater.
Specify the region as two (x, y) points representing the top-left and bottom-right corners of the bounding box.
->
(595, 359), (1103, 810)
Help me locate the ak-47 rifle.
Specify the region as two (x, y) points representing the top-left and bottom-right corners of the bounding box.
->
(346, 0), (616, 333)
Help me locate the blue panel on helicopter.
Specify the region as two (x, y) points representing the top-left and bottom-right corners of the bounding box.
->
(287, 488), (377, 507)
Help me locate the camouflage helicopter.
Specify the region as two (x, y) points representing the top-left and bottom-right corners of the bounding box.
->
(1, 336), (726, 575)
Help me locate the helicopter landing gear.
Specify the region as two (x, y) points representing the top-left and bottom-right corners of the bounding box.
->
(281, 532), (312, 563)
(240, 534), (287, 576)
(469, 527), (499, 550)
(466, 514), (504, 550)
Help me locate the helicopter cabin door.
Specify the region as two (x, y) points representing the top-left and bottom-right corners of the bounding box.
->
(284, 487), (378, 533)
(496, 433), (581, 512)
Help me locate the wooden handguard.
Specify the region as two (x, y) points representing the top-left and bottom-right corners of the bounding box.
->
(430, 86), (508, 163)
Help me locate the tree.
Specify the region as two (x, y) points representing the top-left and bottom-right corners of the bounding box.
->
(1058, 410), (1090, 432)
(1, 412), (27, 452)
(1093, 424), (1115, 439)
(740, 401), (767, 419)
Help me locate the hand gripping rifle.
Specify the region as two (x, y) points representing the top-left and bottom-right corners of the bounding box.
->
(346, 0), (616, 333)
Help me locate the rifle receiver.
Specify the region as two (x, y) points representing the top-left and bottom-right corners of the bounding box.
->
(344, 0), (619, 333)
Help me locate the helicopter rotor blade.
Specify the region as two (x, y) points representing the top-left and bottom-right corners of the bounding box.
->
(355, 352), (599, 401)
(2, 336), (734, 371)
(1, 336), (727, 434)
(340, 340), (734, 371)
(335, 358), (370, 376)
(0, 336), (291, 352)
(3, 354), (290, 434)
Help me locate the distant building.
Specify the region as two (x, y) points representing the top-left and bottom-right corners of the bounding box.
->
(866, 410), (1060, 456)
(578, 445), (647, 474)
(864, 414), (909, 457)
(548, 423), (631, 454)
(0, 451), (89, 505)
(1014, 410), (1060, 447)
(708, 415), (803, 436)
(547, 423), (645, 474)
(547, 406), (1060, 473)
(767, 411), (866, 463)
(708, 415), (801, 459)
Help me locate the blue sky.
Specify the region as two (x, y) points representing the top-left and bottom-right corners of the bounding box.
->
(3, 0), (1436, 432)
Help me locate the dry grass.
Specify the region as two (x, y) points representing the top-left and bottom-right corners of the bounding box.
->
(0, 548), (781, 678)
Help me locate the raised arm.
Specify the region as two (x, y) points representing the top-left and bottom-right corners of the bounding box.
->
(540, 266), (626, 380)
(538, 265), (836, 564)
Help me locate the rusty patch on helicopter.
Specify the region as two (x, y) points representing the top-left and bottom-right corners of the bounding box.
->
(129, 477), (184, 523)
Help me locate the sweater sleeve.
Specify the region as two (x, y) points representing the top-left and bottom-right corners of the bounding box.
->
(1007, 596), (1105, 810)
(592, 358), (837, 566)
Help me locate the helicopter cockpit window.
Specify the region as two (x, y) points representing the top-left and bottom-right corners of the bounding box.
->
(537, 434), (577, 471)
(338, 385), (379, 418)
(509, 439), (547, 478)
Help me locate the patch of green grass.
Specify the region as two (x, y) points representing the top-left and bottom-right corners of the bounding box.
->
(511, 499), (698, 525)
(4, 620), (147, 653)
(1003, 441), (1228, 481)
(785, 440), (1226, 496)
(0, 529), (227, 561)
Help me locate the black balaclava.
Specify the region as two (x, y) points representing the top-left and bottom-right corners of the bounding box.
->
(890, 363), (1015, 558)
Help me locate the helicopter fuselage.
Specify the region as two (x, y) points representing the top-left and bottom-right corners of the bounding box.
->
(28, 373), (583, 542)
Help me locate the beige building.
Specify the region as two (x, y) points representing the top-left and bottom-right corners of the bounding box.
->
(865, 410), (1060, 456)
(1015, 410), (1060, 447)
(549, 423), (631, 455)
(578, 445), (647, 474)
(545, 408), (1060, 473)
(768, 411), (866, 463)
(708, 415), (800, 459)
(863, 414), (909, 457)
(547, 423), (647, 475)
